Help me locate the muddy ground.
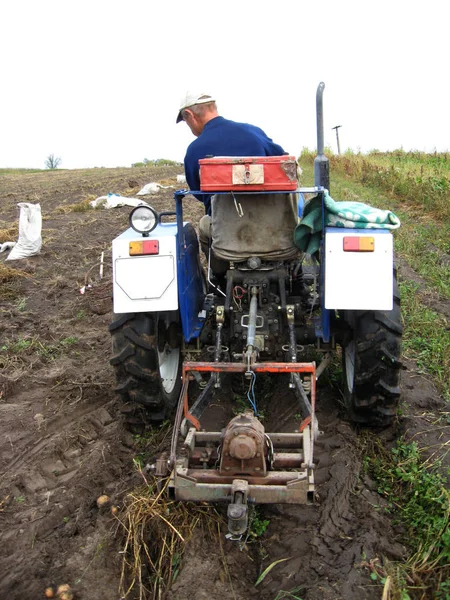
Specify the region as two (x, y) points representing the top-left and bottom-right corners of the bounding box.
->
(0, 167), (448, 600)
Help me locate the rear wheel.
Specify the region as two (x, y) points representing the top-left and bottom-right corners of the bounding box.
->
(341, 270), (402, 426)
(109, 312), (182, 425)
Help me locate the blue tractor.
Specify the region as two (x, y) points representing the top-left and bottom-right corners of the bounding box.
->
(109, 83), (402, 536)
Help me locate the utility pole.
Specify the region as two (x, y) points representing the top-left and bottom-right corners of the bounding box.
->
(332, 125), (342, 155)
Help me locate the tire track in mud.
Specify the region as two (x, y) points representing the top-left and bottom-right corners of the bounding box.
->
(1, 394), (115, 476)
(0, 388), (134, 599)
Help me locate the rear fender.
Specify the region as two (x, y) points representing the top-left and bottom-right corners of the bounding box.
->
(324, 228), (393, 311)
(112, 223), (178, 314)
(112, 220), (206, 343)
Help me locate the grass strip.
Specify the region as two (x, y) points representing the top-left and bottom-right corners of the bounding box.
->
(400, 280), (450, 400)
(363, 435), (450, 599)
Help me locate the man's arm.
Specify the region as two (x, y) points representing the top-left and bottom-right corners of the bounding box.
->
(184, 148), (211, 215)
(184, 147), (201, 193)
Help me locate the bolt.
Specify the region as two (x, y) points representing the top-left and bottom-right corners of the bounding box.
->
(264, 335), (268, 340)
(274, 319), (278, 324)
(256, 452), (261, 457)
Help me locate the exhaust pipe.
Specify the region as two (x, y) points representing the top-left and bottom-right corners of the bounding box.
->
(314, 82), (330, 191)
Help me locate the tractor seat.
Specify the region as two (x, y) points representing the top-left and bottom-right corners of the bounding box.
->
(211, 193), (300, 262)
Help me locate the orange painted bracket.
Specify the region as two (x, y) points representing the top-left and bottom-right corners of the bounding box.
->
(181, 361), (317, 432)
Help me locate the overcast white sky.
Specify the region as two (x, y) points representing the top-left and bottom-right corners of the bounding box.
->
(1, 0), (448, 169)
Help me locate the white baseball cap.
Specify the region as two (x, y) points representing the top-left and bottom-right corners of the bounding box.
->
(176, 92), (216, 123)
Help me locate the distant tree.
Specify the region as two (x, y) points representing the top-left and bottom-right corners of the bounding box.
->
(131, 158), (183, 168)
(45, 154), (61, 169)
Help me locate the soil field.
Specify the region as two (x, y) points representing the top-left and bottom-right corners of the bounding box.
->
(0, 167), (448, 600)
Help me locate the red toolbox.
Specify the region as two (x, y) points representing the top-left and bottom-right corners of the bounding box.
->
(199, 156), (298, 192)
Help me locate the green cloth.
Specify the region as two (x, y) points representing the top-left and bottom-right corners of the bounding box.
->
(294, 191), (401, 255)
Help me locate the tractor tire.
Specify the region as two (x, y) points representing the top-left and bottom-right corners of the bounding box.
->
(341, 270), (402, 426)
(109, 312), (182, 425)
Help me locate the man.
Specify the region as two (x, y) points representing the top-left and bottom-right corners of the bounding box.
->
(176, 91), (287, 214)
(176, 91), (298, 283)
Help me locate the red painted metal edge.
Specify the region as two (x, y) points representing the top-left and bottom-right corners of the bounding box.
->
(181, 361), (317, 433)
(182, 361), (316, 375)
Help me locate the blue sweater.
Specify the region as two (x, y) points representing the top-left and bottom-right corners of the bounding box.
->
(184, 116), (286, 214)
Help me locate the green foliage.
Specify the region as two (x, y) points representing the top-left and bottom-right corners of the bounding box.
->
(70, 199), (93, 213)
(15, 297), (27, 312)
(232, 395), (251, 415)
(0, 168), (43, 175)
(132, 158), (182, 168)
(273, 590), (303, 600)
(1, 335), (79, 359)
(1, 339), (33, 353)
(329, 149), (450, 222)
(437, 580), (450, 599)
(400, 280), (450, 399)
(60, 336), (79, 346)
(255, 557), (291, 587)
(366, 438), (450, 596)
(250, 510), (270, 538)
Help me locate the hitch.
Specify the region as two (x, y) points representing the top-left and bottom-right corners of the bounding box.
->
(227, 479), (249, 536)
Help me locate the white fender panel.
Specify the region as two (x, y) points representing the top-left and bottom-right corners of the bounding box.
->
(112, 224), (178, 313)
(324, 228), (393, 310)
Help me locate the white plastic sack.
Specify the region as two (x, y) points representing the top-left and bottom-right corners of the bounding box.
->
(0, 242), (16, 253)
(136, 182), (173, 196)
(177, 174), (186, 184)
(136, 182), (162, 195)
(90, 193), (148, 209)
(6, 203), (42, 261)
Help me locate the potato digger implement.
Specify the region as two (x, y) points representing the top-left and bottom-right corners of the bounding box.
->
(109, 83), (402, 537)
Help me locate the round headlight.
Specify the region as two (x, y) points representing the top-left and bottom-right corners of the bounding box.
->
(129, 206), (158, 235)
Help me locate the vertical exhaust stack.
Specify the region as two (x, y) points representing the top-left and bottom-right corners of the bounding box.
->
(314, 82), (330, 191)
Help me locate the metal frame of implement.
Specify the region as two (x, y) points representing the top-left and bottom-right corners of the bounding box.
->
(167, 361), (317, 506)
